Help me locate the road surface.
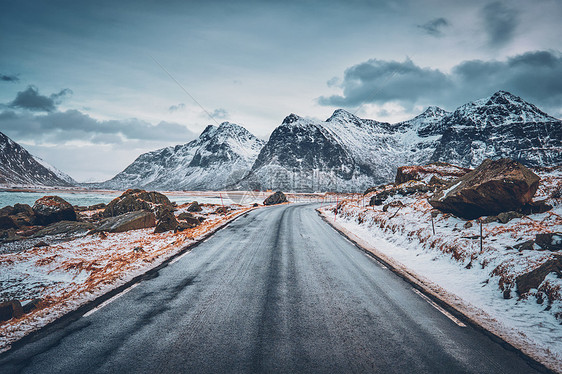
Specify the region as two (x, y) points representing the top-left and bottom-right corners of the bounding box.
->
(0, 204), (547, 373)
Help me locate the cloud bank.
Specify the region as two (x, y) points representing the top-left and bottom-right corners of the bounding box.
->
(319, 50), (562, 116)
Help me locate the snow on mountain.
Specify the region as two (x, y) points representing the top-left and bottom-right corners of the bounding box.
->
(0, 131), (74, 188)
(33, 156), (77, 185)
(95, 90), (560, 192)
(97, 122), (265, 191)
(430, 91), (562, 168)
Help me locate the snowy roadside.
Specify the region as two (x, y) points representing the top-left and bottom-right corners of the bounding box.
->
(0, 205), (254, 353)
(318, 170), (562, 373)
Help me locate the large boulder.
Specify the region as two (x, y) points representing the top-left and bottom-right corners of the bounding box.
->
(395, 162), (471, 185)
(96, 210), (156, 233)
(515, 255), (562, 295)
(103, 189), (172, 218)
(428, 158), (540, 219)
(32, 196), (77, 226)
(0, 300), (23, 322)
(535, 233), (562, 251)
(263, 191), (288, 206)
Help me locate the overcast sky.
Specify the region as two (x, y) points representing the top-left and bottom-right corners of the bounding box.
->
(1, 0), (561, 182)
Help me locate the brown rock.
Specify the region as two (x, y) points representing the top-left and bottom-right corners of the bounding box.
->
(515, 255), (562, 295)
(369, 181), (432, 206)
(215, 206), (229, 214)
(383, 200), (404, 212)
(0, 215), (18, 230)
(35, 221), (95, 238)
(497, 211), (524, 224)
(263, 191), (288, 205)
(186, 201), (202, 212)
(103, 189), (172, 218)
(34, 240), (49, 247)
(535, 233), (562, 251)
(428, 158), (540, 219)
(0, 300), (23, 322)
(97, 210), (157, 233)
(177, 212), (194, 220)
(518, 200), (553, 215)
(395, 162), (471, 185)
(177, 214), (200, 228)
(32, 196), (77, 225)
(154, 208), (178, 233)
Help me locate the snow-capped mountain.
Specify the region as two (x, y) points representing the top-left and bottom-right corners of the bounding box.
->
(97, 122), (265, 191)
(237, 107), (451, 192)
(33, 155), (77, 185)
(430, 90), (562, 167)
(0, 131), (74, 187)
(239, 91), (560, 192)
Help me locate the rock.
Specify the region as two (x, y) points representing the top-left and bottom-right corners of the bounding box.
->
(253, 203), (259, 207)
(514, 240), (535, 251)
(0, 215), (18, 230)
(13, 203), (34, 216)
(154, 208), (178, 233)
(21, 298), (41, 314)
(186, 201), (202, 212)
(32, 196), (77, 225)
(369, 181), (432, 206)
(88, 203), (106, 210)
(34, 241), (49, 247)
(428, 158), (540, 219)
(0, 300), (23, 322)
(383, 200), (404, 212)
(535, 233), (562, 251)
(395, 162), (471, 185)
(497, 211), (524, 224)
(215, 206), (229, 214)
(0, 228), (17, 242)
(177, 212), (194, 220)
(463, 221), (473, 229)
(35, 221), (95, 238)
(518, 200), (553, 215)
(97, 211), (156, 233)
(103, 189), (172, 218)
(263, 191), (288, 205)
(177, 214), (200, 228)
(428, 176), (448, 187)
(481, 216), (498, 224)
(515, 255), (562, 296)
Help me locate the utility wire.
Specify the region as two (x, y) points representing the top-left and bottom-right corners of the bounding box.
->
(150, 54), (220, 126)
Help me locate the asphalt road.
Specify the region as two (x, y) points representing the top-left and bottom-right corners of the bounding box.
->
(0, 204), (547, 373)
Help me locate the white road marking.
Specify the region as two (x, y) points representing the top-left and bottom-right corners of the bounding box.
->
(362, 252), (388, 269)
(83, 283), (140, 318)
(412, 288), (466, 327)
(170, 250), (191, 265)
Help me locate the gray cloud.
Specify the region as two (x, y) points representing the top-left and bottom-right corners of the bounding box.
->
(481, 1), (518, 47)
(0, 73), (19, 82)
(168, 103), (186, 112)
(211, 108), (229, 119)
(318, 58), (452, 108)
(0, 109), (197, 145)
(9, 85), (72, 112)
(319, 50), (562, 116)
(417, 17), (449, 37)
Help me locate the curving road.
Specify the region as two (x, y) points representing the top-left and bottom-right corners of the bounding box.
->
(0, 204), (548, 373)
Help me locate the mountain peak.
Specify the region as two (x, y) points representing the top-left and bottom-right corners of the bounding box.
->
(327, 109), (359, 122)
(421, 106), (448, 117)
(282, 113), (302, 125)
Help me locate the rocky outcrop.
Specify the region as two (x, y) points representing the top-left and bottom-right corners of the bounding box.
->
(263, 191), (288, 206)
(395, 163), (471, 185)
(103, 189), (172, 218)
(428, 158), (540, 219)
(32, 196), (77, 226)
(96, 210), (156, 233)
(515, 255), (562, 295)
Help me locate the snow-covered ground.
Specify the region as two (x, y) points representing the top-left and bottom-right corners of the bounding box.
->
(319, 168), (562, 372)
(0, 203), (252, 353)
